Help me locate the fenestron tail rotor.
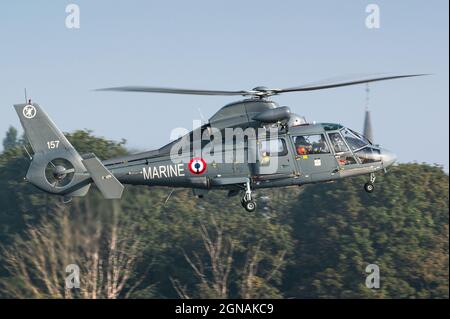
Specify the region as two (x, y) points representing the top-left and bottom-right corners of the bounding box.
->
(45, 158), (75, 188)
(96, 73), (428, 98)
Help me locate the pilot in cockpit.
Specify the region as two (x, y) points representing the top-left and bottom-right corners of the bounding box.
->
(330, 133), (347, 153)
(295, 136), (312, 155)
(312, 135), (328, 154)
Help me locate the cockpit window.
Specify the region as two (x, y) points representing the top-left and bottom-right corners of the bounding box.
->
(293, 134), (330, 155)
(328, 132), (349, 153)
(349, 129), (371, 145)
(341, 128), (368, 150)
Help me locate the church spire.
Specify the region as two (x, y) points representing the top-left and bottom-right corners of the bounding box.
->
(363, 83), (374, 142)
(363, 109), (374, 142)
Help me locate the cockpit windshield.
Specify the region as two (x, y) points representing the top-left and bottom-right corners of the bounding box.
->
(350, 129), (372, 145)
(341, 128), (370, 151)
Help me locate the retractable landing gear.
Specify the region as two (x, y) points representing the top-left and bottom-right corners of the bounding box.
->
(364, 173), (376, 193)
(241, 180), (256, 212)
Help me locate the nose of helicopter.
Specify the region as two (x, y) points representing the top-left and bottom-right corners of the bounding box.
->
(380, 148), (397, 168)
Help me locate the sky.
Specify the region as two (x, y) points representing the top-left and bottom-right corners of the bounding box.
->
(0, 0), (448, 170)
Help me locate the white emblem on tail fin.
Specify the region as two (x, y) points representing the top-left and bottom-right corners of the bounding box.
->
(23, 105), (36, 119)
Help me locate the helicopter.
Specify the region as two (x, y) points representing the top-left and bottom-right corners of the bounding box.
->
(14, 74), (424, 212)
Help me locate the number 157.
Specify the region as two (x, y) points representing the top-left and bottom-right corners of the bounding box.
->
(47, 141), (60, 149)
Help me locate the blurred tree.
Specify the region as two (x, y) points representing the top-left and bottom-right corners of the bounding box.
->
(0, 129), (129, 289)
(2, 127), (18, 151)
(285, 164), (449, 299)
(0, 127), (447, 299)
(0, 199), (151, 298)
(0, 129), (128, 244)
(169, 209), (292, 299)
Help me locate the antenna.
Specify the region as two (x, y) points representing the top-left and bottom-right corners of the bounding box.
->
(164, 188), (175, 205)
(24, 88), (28, 104)
(197, 107), (206, 124)
(23, 145), (33, 160)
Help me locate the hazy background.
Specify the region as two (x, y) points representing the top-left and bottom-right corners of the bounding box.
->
(0, 0), (448, 169)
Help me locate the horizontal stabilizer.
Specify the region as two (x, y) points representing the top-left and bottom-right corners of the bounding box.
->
(82, 154), (124, 199)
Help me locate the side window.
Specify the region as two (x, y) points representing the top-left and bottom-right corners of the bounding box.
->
(259, 139), (287, 157)
(335, 153), (357, 166)
(258, 138), (287, 167)
(328, 132), (349, 153)
(293, 134), (330, 155)
(328, 132), (358, 166)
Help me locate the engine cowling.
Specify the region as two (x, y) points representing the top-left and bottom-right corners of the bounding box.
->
(287, 113), (308, 127)
(252, 106), (291, 123)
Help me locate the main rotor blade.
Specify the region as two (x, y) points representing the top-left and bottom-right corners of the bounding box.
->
(277, 74), (429, 93)
(96, 86), (250, 96)
(96, 73), (428, 98)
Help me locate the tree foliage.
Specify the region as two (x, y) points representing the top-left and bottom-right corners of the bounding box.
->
(0, 200), (149, 298)
(285, 164), (449, 298)
(0, 128), (447, 299)
(2, 126), (18, 151)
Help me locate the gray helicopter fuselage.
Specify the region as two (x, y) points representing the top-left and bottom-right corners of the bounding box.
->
(103, 121), (395, 192)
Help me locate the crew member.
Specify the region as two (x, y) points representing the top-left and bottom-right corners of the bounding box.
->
(295, 136), (311, 155)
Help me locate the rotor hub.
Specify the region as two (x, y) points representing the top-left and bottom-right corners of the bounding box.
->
(53, 165), (68, 180)
(45, 158), (75, 188)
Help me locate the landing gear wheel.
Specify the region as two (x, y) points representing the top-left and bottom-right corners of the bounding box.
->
(240, 179), (256, 212)
(243, 200), (257, 212)
(364, 182), (374, 193)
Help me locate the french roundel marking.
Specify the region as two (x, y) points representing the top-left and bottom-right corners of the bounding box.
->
(188, 158), (207, 175)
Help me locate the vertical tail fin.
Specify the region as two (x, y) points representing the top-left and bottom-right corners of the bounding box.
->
(14, 102), (124, 199)
(14, 102), (90, 196)
(14, 103), (74, 154)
